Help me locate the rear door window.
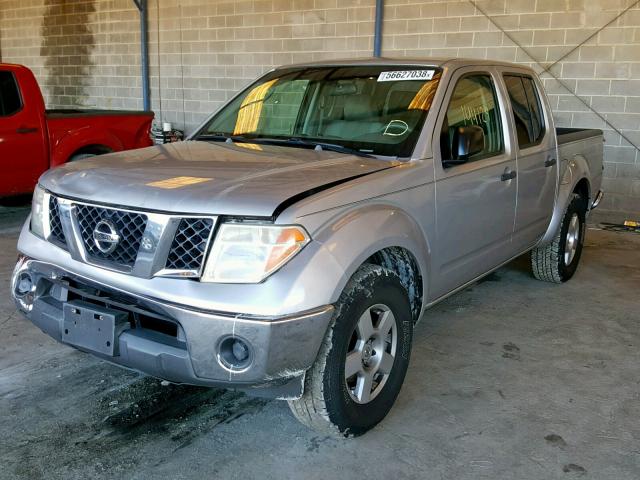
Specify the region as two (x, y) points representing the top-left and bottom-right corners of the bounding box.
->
(504, 75), (545, 148)
(440, 74), (504, 163)
(522, 77), (544, 142)
(0, 70), (22, 117)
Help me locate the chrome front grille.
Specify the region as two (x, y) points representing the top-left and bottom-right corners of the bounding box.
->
(48, 196), (67, 248)
(75, 204), (148, 268)
(165, 218), (214, 272)
(46, 194), (216, 278)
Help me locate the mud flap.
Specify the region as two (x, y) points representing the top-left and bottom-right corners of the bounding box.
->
(241, 373), (305, 400)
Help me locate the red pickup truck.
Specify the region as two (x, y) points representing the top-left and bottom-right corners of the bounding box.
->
(0, 63), (154, 198)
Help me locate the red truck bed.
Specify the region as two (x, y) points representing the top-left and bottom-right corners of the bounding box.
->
(0, 63), (154, 198)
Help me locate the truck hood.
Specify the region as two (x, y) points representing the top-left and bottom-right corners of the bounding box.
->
(40, 141), (395, 217)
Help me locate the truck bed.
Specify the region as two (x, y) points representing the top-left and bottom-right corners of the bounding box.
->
(46, 109), (153, 119)
(556, 127), (603, 145)
(556, 127), (604, 204)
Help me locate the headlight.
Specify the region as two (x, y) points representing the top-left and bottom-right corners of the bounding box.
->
(201, 223), (310, 283)
(30, 185), (46, 239)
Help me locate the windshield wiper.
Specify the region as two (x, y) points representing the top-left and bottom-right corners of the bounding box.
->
(254, 137), (373, 158)
(289, 138), (374, 158)
(197, 133), (252, 143)
(197, 134), (374, 158)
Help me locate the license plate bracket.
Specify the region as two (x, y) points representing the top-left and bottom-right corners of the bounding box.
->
(62, 300), (129, 356)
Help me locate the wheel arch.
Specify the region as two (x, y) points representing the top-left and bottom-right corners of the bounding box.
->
(540, 154), (592, 245)
(365, 247), (423, 323)
(50, 129), (124, 167)
(308, 203), (431, 319)
(573, 177), (591, 211)
(68, 143), (114, 160)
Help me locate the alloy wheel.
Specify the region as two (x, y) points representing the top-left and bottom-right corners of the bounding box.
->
(344, 303), (397, 404)
(564, 213), (580, 266)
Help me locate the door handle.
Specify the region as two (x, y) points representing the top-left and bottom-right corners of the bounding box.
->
(16, 127), (38, 134)
(501, 170), (517, 181)
(544, 157), (557, 167)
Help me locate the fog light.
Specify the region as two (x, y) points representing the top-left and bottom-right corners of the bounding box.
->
(217, 336), (253, 372)
(12, 271), (35, 313)
(232, 340), (249, 362)
(16, 272), (33, 296)
(11, 257), (35, 312)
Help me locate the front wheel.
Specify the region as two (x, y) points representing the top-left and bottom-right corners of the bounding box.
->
(288, 264), (413, 437)
(531, 193), (586, 283)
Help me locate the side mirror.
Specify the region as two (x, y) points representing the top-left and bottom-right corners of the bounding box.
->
(444, 126), (485, 167)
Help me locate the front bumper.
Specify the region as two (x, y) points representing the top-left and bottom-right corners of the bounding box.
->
(11, 256), (334, 399)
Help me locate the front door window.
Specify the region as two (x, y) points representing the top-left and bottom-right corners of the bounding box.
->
(440, 74), (504, 163)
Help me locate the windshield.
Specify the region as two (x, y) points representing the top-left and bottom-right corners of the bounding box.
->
(196, 65), (442, 157)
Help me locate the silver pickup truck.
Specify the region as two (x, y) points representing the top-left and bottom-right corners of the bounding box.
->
(12, 58), (603, 437)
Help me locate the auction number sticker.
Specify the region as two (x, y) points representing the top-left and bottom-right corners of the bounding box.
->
(377, 70), (435, 82)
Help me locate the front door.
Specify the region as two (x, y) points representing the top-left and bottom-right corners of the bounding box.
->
(0, 68), (47, 197)
(432, 68), (517, 299)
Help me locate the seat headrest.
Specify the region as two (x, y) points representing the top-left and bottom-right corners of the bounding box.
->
(343, 94), (374, 121)
(384, 85), (419, 115)
(329, 81), (357, 96)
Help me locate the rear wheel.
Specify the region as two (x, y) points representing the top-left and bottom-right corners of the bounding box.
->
(531, 193), (586, 283)
(69, 153), (96, 162)
(288, 264), (413, 437)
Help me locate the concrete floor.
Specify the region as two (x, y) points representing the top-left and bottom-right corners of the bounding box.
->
(1, 208), (639, 480)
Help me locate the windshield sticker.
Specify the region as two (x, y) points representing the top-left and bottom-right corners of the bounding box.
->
(377, 70), (435, 82)
(146, 176), (212, 189)
(459, 105), (490, 125)
(383, 120), (409, 136)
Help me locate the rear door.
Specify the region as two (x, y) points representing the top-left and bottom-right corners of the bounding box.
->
(0, 68), (48, 196)
(501, 73), (557, 252)
(431, 67), (517, 299)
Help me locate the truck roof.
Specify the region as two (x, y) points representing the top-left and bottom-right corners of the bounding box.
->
(278, 57), (536, 72)
(0, 62), (34, 72)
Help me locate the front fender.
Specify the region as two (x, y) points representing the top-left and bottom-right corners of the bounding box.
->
(540, 154), (591, 245)
(307, 203), (431, 308)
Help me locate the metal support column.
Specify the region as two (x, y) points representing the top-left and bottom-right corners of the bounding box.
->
(373, 0), (384, 57)
(133, 0), (150, 111)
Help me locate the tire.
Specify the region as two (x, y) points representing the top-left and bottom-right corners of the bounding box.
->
(0, 193), (32, 207)
(288, 264), (413, 437)
(69, 153), (96, 162)
(531, 193), (587, 283)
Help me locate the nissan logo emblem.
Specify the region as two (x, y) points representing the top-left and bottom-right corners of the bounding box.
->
(93, 219), (120, 254)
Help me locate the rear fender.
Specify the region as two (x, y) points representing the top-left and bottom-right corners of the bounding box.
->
(50, 129), (123, 167)
(540, 154), (591, 245)
(133, 117), (154, 148)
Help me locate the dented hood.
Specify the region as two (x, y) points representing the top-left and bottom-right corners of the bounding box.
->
(40, 141), (394, 217)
